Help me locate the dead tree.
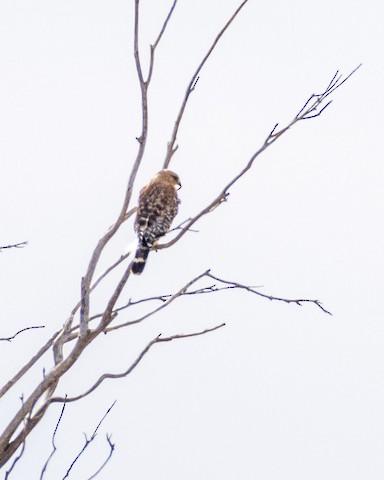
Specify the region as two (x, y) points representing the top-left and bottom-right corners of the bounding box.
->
(0, 0), (359, 476)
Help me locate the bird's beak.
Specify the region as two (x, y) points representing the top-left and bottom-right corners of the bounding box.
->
(177, 182), (182, 190)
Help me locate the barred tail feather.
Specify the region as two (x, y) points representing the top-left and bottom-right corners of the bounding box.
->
(132, 244), (150, 275)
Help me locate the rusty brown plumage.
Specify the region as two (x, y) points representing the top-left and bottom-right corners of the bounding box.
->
(132, 170), (181, 275)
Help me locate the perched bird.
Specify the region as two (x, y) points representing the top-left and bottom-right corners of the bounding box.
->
(132, 169), (181, 275)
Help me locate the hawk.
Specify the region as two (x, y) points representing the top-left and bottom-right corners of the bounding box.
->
(132, 169), (181, 275)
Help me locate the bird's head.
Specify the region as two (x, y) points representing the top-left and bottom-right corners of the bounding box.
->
(156, 169), (182, 189)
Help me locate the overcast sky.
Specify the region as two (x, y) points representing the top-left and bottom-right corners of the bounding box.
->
(1, 0), (383, 479)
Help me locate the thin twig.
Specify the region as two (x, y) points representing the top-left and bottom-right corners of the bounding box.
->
(169, 217), (199, 233)
(3, 441), (26, 479)
(163, 0), (250, 168)
(40, 401), (67, 480)
(206, 272), (332, 315)
(86, 435), (115, 480)
(61, 402), (116, 480)
(147, 0), (178, 85)
(120, 283), (264, 308)
(0, 325), (45, 342)
(0, 241), (28, 250)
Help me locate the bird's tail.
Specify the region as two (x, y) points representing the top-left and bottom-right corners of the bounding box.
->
(132, 243), (150, 275)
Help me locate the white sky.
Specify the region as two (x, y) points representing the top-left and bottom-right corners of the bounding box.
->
(1, 0), (383, 479)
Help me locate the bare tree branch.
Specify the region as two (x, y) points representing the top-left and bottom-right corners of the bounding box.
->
(163, 0), (250, 168)
(86, 435), (115, 480)
(106, 269), (331, 334)
(68, 250), (132, 325)
(47, 260), (332, 345)
(0, 241), (27, 251)
(169, 217), (199, 233)
(0, 329), (60, 399)
(61, 401), (116, 480)
(4, 396), (27, 480)
(3, 441), (26, 480)
(147, 0), (178, 85)
(107, 270), (210, 331)
(4, 440), (25, 480)
(0, 325), (45, 342)
(0, 333), (96, 466)
(40, 401), (67, 480)
(206, 272), (332, 315)
(159, 65), (361, 250)
(49, 323), (225, 405)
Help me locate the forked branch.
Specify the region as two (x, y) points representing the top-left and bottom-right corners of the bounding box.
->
(61, 402), (116, 480)
(49, 324), (226, 405)
(159, 65), (361, 250)
(163, 0), (250, 167)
